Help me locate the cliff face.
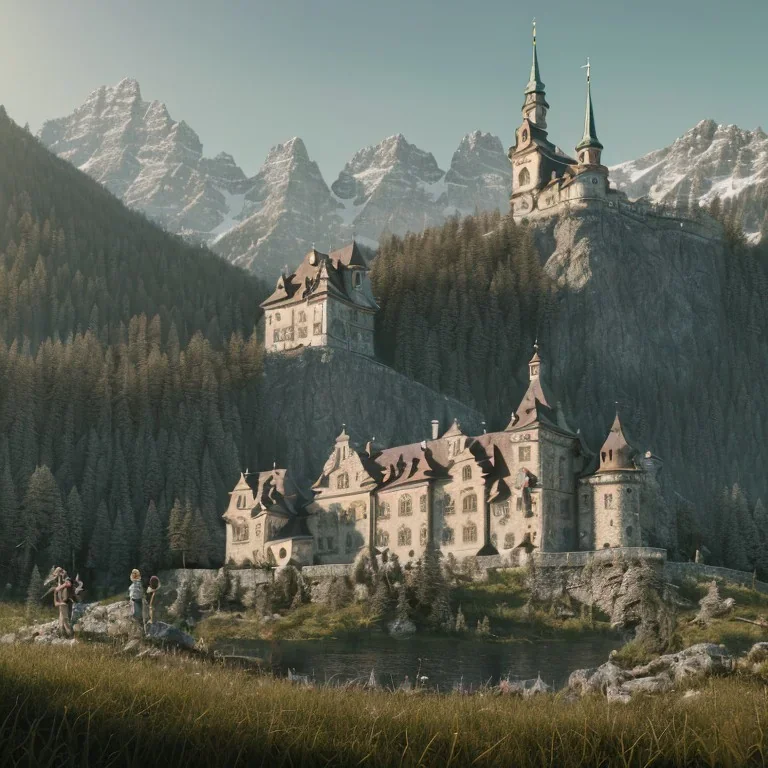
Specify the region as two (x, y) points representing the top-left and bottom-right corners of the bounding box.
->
(258, 348), (484, 491)
(526, 206), (768, 554)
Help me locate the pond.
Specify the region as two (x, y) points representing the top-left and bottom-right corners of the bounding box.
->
(215, 634), (622, 691)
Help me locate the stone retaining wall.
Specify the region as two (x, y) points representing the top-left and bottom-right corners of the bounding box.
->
(532, 547), (667, 569)
(664, 562), (768, 594)
(301, 564), (354, 580)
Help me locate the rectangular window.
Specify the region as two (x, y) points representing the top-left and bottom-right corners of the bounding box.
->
(604, 493), (614, 510)
(313, 322), (322, 335)
(273, 330), (279, 343)
(284, 327), (294, 341)
(518, 446), (531, 462)
(298, 326), (308, 339)
(298, 311), (307, 323)
(516, 497), (523, 512)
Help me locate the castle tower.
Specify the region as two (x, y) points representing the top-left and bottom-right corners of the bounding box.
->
(522, 21), (548, 129)
(575, 58), (604, 167)
(509, 23), (577, 217)
(581, 411), (643, 550)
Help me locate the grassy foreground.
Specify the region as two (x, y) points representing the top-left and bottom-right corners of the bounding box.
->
(2, 643), (768, 767)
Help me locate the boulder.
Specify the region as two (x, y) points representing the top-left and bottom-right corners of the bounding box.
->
(387, 618), (416, 636)
(694, 581), (735, 624)
(668, 643), (733, 682)
(746, 642), (768, 665)
(567, 661), (626, 695)
(620, 673), (673, 695)
(606, 685), (632, 704)
(145, 621), (197, 651)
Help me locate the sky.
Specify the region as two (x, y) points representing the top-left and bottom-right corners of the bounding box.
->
(1, 0), (766, 180)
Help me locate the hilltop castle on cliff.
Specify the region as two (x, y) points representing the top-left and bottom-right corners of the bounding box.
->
(222, 25), (674, 569)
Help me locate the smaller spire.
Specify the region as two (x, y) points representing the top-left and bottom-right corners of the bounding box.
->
(576, 57), (603, 153)
(524, 19), (546, 95)
(528, 340), (541, 380)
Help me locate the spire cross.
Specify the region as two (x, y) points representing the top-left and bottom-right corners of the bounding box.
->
(581, 57), (591, 83)
(532, 18), (536, 43)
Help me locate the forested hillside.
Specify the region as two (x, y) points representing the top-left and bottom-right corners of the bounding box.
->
(372, 210), (768, 576)
(0, 108), (268, 592)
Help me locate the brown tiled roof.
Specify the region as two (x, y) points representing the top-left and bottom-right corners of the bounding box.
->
(596, 413), (639, 472)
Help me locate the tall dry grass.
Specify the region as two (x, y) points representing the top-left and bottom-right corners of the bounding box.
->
(1, 643), (767, 767)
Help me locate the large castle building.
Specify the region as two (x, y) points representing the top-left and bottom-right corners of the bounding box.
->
(261, 242), (378, 357)
(223, 346), (663, 569)
(509, 23), (628, 220)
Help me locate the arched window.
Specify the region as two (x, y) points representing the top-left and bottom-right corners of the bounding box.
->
(462, 494), (477, 513)
(462, 522), (478, 543)
(443, 495), (455, 515)
(518, 168), (530, 187)
(398, 526), (412, 546)
(378, 501), (390, 519)
(420, 525), (428, 546)
(236, 494), (247, 510)
(353, 272), (362, 287)
(376, 529), (390, 548)
(337, 472), (349, 489)
(399, 495), (412, 516)
(522, 129), (529, 142)
(442, 527), (454, 545)
(462, 465), (472, 482)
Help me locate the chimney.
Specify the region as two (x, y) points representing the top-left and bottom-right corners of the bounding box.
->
(431, 419), (439, 440)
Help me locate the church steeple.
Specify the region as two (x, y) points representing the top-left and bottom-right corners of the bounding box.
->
(521, 20), (549, 129)
(576, 58), (603, 165)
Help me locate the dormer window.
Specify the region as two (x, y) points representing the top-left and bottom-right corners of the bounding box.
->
(353, 272), (362, 287)
(236, 494), (247, 510)
(337, 472), (349, 489)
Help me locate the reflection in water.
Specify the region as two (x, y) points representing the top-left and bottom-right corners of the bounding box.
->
(218, 635), (621, 691)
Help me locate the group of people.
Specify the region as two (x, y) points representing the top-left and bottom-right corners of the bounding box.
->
(43, 566), (161, 638)
(129, 569), (161, 629)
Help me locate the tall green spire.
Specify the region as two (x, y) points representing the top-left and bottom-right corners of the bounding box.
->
(524, 20), (545, 95)
(576, 58), (603, 151)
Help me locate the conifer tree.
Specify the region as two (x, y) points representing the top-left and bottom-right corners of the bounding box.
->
(168, 498), (187, 568)
(65, 487), (84, 573)
(140, 500), (164, 577)
(26, 565), (43, 616)
(86, 501), (111, 573)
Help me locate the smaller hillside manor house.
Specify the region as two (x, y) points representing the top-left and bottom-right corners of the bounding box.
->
(223, 346), (664, 569)
(508, 22), (630, 220)
(261, 242), (378, 357)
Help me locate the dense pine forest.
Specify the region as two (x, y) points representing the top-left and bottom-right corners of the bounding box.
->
(0, 108), (268, 592)
(372, 210), (768, 577)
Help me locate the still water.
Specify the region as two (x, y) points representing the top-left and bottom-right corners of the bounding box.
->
(216, 634), (621, 691)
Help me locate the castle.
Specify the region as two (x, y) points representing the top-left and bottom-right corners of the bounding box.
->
(261, 242), (378, 357)
(221, 25), (669, 569)
(509, 22), (629, 220)
(223, 345), (664, 569)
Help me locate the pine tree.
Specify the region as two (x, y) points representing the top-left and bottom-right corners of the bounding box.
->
(26, 565), (43, 616)
(86, 501), (111, 573)
(140, 500), (164, 576)
(454, 605), (467, 632)
(108, 510), (130, 587)
(184, 505), (209, 568)
(395, 585), (410, 621)
(168, 498), (187, 568)
(65, 487), (84, 573)
(370, 577), (392, 620)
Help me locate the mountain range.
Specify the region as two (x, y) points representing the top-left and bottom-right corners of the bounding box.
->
(39, 79), (768, 279)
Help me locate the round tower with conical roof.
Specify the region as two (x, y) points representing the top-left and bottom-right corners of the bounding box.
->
(580, 412), (643, 550)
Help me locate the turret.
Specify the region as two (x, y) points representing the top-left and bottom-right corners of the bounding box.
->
(575, 58), (604, 166)
(522, 21), (549, 128)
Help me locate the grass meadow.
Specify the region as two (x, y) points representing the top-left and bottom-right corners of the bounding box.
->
(1, 642), (768, 767)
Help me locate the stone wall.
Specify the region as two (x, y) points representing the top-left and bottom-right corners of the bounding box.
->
(664, 562), (768, 594)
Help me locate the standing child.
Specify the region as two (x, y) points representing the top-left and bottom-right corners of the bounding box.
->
(128, 569), (143, 623)
(146, 575), (161, 625)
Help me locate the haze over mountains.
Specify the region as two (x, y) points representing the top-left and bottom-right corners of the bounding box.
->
(39, 79), (767, 280)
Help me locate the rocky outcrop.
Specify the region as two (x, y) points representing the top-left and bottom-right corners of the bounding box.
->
(259, 348), (484, 490)
(693, 581), (736, 624)
(611, 120), (768, 241)
(530, 556), (679, 649)
(568, 643), (734, 701)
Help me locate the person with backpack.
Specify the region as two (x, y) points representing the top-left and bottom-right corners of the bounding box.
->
(44, 566), (77, 638)
(128, 569), (144, 623)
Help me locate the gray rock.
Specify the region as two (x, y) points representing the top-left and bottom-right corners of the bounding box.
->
(606, 685), (632, 704)
(387, 618), (417, 636)
(620, 673), (673, 695)
(145, 621), (197, 651)
(568, 661), (627, 695)
(694, 581), (735, 624)
(746, 642), (768, 664)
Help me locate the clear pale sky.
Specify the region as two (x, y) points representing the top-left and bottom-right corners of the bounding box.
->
(1, 0), (765, 179)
